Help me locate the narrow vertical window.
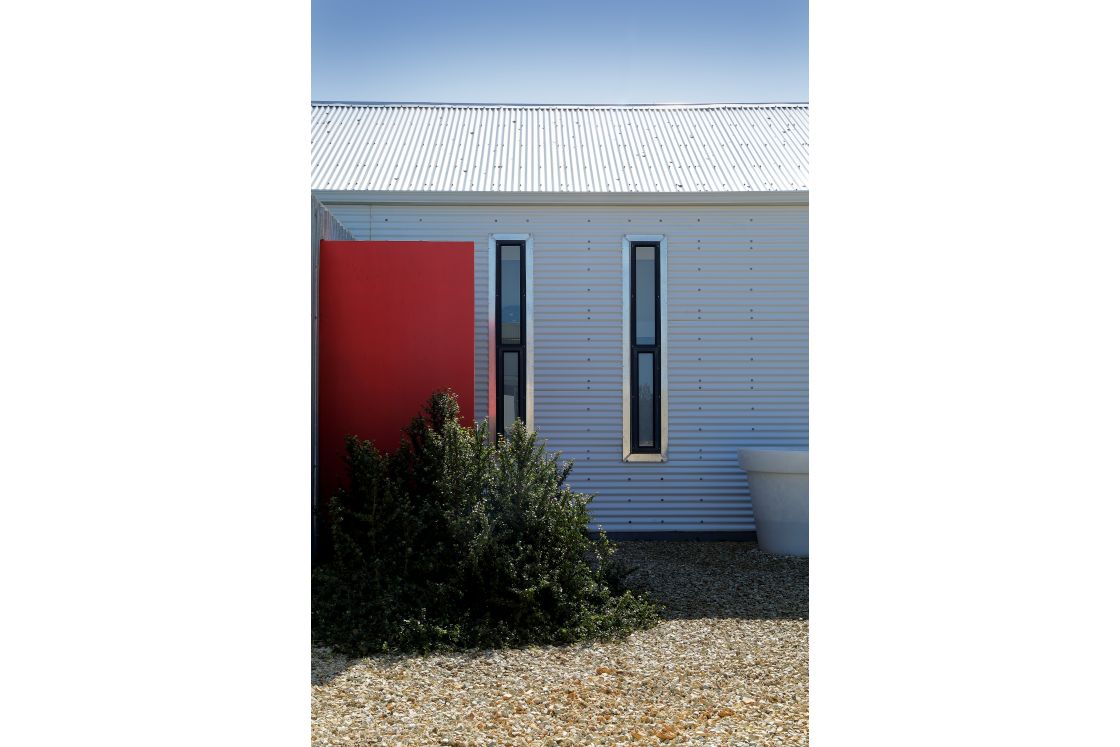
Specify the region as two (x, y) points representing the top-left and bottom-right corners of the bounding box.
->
(630, 242), (661, 453)
(502, 350), (520, 433)
(500, 244), (522, 343)
(495, 241), (526, 436)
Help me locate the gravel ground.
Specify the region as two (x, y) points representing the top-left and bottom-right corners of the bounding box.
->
(312, 541), (808, 746)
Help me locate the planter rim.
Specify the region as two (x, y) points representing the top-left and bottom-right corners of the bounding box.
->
(736, 447), (809, 475)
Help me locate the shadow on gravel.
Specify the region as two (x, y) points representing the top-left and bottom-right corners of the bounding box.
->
(312, 541), (807, 684)
(612, 541), (808, 621)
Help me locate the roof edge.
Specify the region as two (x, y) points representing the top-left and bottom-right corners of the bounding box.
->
(311, 189), (809, 206)
(311, 100), (808, 109)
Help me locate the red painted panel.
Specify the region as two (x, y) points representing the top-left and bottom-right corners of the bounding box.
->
(318, 240), (474, 499)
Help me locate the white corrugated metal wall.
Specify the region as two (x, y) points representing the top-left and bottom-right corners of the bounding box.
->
(321, 200), (807, 533)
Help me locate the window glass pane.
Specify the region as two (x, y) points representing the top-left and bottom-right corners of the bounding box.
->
(500, 244), (521, 344)
(635, 245), (656, 345)
(637, 352), (655, 447)
(503, 351), (520, 433)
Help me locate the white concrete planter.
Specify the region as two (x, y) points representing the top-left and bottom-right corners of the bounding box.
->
(737, 447), (809, 557)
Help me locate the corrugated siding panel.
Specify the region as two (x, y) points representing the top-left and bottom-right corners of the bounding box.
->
(313, 195), (356, 243)
(322, 203), (808, 533)
(311, 196), (354, 560)
(312, 103), (808, 193)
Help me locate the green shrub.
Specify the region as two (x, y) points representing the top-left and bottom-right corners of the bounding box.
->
(312, 390), (660, 654)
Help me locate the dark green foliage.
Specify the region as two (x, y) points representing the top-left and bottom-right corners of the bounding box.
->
(312, 390), (660, 654)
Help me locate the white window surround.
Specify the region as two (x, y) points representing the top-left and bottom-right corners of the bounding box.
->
(487, 234), (534, 440)
(622, 234), (669, 462)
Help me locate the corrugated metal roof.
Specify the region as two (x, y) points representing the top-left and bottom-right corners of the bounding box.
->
(311, 102), (808, 193)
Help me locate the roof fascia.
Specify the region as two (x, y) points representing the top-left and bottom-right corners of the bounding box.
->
(311, 190), (808, 207)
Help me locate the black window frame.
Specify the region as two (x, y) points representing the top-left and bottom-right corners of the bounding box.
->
(495, 240), (527, 437)
(629, 241), (661, 454)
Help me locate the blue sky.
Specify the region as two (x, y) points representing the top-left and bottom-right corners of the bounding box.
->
(312, 0), (807, 103)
